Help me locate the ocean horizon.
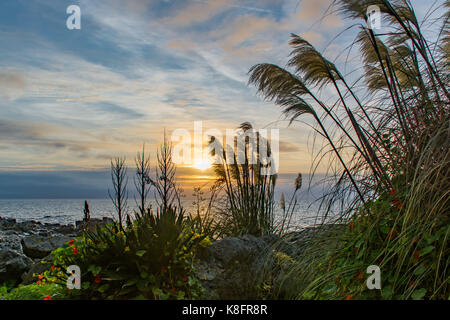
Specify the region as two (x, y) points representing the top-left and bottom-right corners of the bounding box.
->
(0, 198), (325, 229)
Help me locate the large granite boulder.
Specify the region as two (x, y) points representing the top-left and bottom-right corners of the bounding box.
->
(194, 225), (344, 299)
(0, 249), (33, 283)
(195, 234), (278, 299)
(21, 235), (73, 259)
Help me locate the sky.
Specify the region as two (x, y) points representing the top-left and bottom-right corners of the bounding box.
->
(0, 0), (436, 198)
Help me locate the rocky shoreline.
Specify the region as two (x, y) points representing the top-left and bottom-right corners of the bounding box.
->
(0, 216), (113, 285)
(1, 215), (342, 298)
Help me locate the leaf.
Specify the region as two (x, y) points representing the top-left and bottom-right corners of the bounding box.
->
(97, 284), (110, 293)
(118, 286), (135, 296)
(419, 246), (434, 257)
(136, 250), (146, 257)
(411, 288), (427, 300)
(88, 265), (101, 275)
(381, 285), (392, 299)
(413, 264), (426, 276)
(123, 279), (137, 288)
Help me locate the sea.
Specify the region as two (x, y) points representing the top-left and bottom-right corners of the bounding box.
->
(0, 198), (327, 229)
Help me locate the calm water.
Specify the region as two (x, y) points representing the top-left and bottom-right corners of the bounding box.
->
(0, 198), (325, 228)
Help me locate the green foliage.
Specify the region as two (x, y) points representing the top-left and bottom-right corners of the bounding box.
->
(304, 189), (448, 300)
(0, 283), (66, 300)
(50, 206), (209, 300)
(248, 0), (449, 301)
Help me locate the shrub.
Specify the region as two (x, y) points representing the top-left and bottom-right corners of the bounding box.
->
(50, 206), (209, 300)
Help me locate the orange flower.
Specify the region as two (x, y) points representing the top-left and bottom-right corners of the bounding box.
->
(51, 265), (56, 271)
(38, 274), (44, 280)
(94, 274), (102, 284)
(36, 281), (42, 285)
(345, 294), (353, 300)
(43, 295), (52, 300)
(355, 272), (364, 279)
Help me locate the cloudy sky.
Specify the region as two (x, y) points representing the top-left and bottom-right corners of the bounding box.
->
(0, 0), (435, 198)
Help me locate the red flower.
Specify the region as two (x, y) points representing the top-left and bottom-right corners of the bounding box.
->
(413, 250), (420, 259)
(94, 274), (102, 284)
(354, 272), (364, 279)
(349, 222), (354, 229)
(345, 294), (353, 300)
(171, 286), (175, 292)
(161, 267), (167, 274)
(43, 295), (52, 300)
(389, 189), (395, 196)
(51, 265), (56, 271)
(182, 276), (188, 282)
(72, 247), (79, 255)
(392, 198), (403, 210)
(387, 229), (395, 240)
(68, 240), (74, 246)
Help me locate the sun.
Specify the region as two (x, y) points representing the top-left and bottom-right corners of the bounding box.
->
(193, 158), (212, 170)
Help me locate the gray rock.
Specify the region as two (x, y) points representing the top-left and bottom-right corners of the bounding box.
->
(0, 217), (17, 231)
(0, 249), (33, 283)
(195, 234), (276, 299)
(0, 233), (22, 252)
(16, 221), (42, 233)
(21, 235), (73, 259)
(51, 224), (77, 235)
(194, 225), (344, 299)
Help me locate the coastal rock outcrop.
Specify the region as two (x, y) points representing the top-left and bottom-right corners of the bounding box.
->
(195, 234), (279, 299)
(0, 249), (33, 283)
(195, 225), (344, 299)
(21, 235), (73, 259)
(0, 215), (114, 284)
